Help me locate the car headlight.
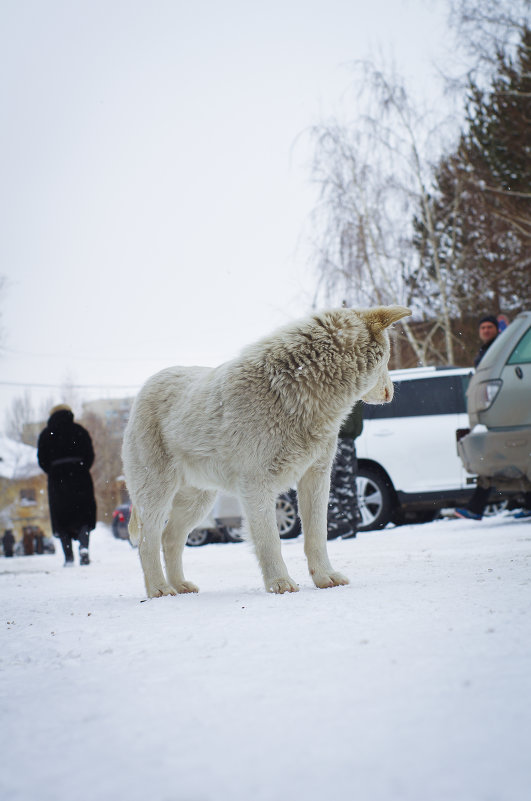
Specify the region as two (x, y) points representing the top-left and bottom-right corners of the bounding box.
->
(475, 379), (502, 411)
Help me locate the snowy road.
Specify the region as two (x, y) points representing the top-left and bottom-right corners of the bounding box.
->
(2, 515), (530, 801)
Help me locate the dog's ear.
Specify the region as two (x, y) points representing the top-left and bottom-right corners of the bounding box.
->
(360, 305), (412, 334)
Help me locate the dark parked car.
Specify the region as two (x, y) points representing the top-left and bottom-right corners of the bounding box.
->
(112, 504), (131, 540)
(111, 490), (300, 547)
(275, 490), (300, 539)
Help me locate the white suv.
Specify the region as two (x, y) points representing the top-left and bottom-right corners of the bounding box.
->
(356, 366), (475, 529)
(194, 366), (478, 538)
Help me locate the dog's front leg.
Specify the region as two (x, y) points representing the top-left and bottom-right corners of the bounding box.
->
(298, 455), (350, 589)
(240, 490), (299, 594)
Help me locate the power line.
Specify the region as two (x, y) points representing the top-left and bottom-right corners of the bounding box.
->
(2, 346), (176, 363)
(0, 380), (141, 390)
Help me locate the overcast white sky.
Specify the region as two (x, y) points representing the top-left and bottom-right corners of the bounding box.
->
(0, 0), (453, 430)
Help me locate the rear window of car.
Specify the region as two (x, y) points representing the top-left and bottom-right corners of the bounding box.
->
(507, 327), (531, 365)
(363, 374), (470, 419)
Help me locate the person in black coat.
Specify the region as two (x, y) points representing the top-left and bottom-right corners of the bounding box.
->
(2, 529), (15, 558)
(327, 401), (364, 540)
(37, 405), (97, 566)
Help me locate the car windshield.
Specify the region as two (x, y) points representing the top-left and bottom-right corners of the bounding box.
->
(507, 326), (531, 365)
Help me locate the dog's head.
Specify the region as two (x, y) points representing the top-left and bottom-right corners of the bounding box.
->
(355, 305), (412, 405)
(239, 303), (411, 419)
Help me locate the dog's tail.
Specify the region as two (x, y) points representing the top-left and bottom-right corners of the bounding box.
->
(128, 505), (142, 547)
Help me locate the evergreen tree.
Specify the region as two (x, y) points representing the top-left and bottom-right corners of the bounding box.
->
(414, 26), (531, 325)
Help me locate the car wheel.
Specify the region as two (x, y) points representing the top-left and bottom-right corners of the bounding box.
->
(276, 492), (301, 539)
(186, 528), (211, 547)
(356, 467), (394, 531)
(223, 525), (244, 543)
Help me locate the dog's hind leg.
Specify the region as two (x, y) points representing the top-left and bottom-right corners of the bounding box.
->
(137, 505), (178, 598)
(240, 488), (299, 594)
(162, 487), (216, 594)
(298, 450), (350, 589)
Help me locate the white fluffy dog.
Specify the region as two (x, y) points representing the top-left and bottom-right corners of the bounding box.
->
(122, 305), (410, 597)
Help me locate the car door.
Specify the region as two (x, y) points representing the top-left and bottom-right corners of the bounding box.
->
(493, 325), (531, 427)
(358, 374), (471, 493)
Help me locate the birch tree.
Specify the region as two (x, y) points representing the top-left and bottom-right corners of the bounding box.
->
(310, 64), (458, 365)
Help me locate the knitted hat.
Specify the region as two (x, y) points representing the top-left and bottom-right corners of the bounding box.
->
(49, 403), (73, 416)
(479, 315), (499, 330)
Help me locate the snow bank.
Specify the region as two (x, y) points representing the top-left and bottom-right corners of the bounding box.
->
(1, 515), (530, 801)
(0, 435), (40, 480)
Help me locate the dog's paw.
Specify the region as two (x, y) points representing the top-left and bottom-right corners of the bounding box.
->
(312, 571), (350, 589)
(148, 583), (178, 598)
(267, 577), (299, 594)
(174, 580), (199, 594)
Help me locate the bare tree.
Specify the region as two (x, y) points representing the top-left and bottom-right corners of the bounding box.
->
(4, 392), (35, 442)
(4, 391), (56, 444)
(81, 410), (125, 524)
(0, 275), (6, 353)
(59, 372), (83, 418)
(310, 63), (458, 365)
(309, 2), (531, 366)
(448, 0), (530, 84)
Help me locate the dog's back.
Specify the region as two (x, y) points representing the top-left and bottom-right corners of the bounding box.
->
(124, 308), (402, 502)
(123, 365), (216, 491)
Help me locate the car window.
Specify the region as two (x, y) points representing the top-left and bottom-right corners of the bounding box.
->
(460, 373), (472, 401)
(507, 327), (531, 365)
(363, 375), (468, 419)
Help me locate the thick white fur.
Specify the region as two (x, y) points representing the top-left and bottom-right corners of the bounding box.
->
(122, 305), (411, 597)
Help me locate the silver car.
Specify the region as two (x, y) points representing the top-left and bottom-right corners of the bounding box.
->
(186, 490), (301, 547)
(458, 311), (531, 493)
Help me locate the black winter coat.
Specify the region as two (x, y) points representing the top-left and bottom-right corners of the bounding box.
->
(339, 401), (364, 440)
(37, 410), (97, 536)
(473, 335), (498, 367)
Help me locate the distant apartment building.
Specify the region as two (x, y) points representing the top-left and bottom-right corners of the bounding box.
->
(82, 397), (134, 440)
(0, 435), (51, 545)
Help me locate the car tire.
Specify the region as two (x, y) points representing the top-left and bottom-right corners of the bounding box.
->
(222, 525), (245, 543)
(356, 466), (394, 531)
(186, 528), (211, 547)
(276, 492), (301, 539)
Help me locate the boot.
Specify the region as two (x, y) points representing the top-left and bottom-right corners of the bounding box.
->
(341, 529), (358, 540)
(60, 535), (74, 566)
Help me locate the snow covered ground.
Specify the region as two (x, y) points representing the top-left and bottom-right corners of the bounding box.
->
(2, 514), (530, 801)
